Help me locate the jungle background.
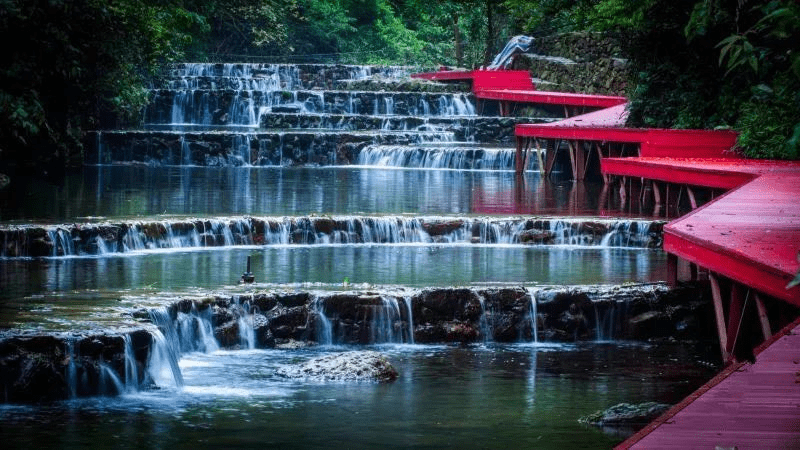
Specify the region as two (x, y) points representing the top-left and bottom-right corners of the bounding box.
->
(0, 0), (798, 178)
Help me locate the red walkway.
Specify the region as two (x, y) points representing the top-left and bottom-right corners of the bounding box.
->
(602, 157), (800, 305)
(412, 68), (626, 112)
(617, 317), (800, 450)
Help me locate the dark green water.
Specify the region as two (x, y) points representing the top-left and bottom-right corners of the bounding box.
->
(0, 343), (715, 450)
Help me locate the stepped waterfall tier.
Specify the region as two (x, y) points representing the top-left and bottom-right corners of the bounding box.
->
(1, 62), (719, 450)
(87, 63), (542, 169)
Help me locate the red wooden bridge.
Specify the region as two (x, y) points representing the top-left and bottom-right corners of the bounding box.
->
(415, 66), (800, 448)
(412, 68), (626, 116)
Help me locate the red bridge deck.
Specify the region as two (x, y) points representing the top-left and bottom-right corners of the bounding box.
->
(602, 157), (800, 305)
(412, 68), (626, 110)
(618, 317), (800, 450)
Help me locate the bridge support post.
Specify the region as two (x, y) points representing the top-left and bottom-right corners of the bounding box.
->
(515, 136), (524, 174)
(667, 253), (678, 287)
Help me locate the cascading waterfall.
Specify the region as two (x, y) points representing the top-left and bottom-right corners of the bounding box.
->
(98, 362), (125, 396)
(477, 295), (493, 343)
(146, 328), (185, 388)
(356, 145), (520, 171)
(48, 228), (75, 257)
(312, 296), (333, 346)
(600, 221), (651, 247)
(66, 338), (78, 398)
(0, 217), (662, 257)
(403, 296), (415, 344)
(123, 334), (139, 393)
(371, 296), (403, 343)
(232, 296), (256, 350)
(528, 290), (539, 344)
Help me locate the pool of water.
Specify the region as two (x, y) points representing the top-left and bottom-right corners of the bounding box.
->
(0, 166), (642, 223)
(0, 342), (716, 450)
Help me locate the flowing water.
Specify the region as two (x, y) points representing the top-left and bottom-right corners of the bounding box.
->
(0, 63), (715, 449)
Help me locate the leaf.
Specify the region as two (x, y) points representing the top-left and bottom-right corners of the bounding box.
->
(788, 253), (800, 289)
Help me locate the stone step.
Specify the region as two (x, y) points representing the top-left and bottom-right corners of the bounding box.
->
(87, 129), (457, 166)
(0, 215), (665, 257)
(261, 112), (543, 143)
(145, 89), (477, 126)
(166, 63), (409, 90)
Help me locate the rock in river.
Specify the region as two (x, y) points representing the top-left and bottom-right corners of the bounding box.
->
(275, 351), (398, 382)
(579, 402), (670, 427)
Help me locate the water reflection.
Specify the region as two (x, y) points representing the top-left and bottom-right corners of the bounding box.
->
(0, 246), (665, 302)
(1, 166), (650, 223)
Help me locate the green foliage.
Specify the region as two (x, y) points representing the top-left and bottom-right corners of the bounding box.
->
(0, 0), (208, 174)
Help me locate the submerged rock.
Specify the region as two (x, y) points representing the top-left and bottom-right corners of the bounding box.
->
(275, 351), (398, 382)
(579, 402), (670, 427)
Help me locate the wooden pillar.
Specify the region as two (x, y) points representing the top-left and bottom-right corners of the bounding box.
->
(754, 292), (772, 340)
(709, 273), (730, 363)
(667, 253), (678, 287)
(534, 140), (545, 175)
(544, 139), (559, 176)
(567, 140), (577, 180)
(726, 283), (746, 360)
(515, 136), (525, 174)
(689, 263), (698, 281)
(687, 186), (699, 209)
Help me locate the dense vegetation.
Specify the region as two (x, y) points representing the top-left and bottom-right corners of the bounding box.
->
(0, 0), (797, 178)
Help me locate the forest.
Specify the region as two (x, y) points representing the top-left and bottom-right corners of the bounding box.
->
(0, 0), (798, 178)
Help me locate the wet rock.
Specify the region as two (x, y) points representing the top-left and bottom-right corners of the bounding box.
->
(580, 402), (670, 427)
(275, 351), (398, 382)
(518, 229), (555, 244)
(421, 220), (464, 237)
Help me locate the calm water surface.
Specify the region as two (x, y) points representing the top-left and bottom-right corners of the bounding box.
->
(0, 343), (716, 450)
(0, 166), (643, 222)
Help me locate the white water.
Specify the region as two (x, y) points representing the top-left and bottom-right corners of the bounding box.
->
(1, 216), (660, 258)
(356, 145), (526, 171)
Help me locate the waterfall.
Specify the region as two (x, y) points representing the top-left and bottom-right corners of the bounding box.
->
(146, 328), (185, 388)
(372, 296), (403, 343)
(403, 296), (415, 344)
(529, 290), (539, 344)
(65, 338), (78, 398)
(123, 334), (139, 393)
(593, 302), (620, 342)
(48, 228), (75, 257)
(477, 295), (492, 343)
(98, 362), (125, 396)
(232, 296), (256, 350)
(383, 96), (394, 115)
(600, 220), (651, 247)
(1, 217), (662, 257)
(312, 296), (333, 345)
(180, 134), (192, 165)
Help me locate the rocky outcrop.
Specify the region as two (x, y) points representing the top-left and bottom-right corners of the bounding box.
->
(0, 330), (151, 403)
(0, 284), (712, 403)
(275, 351), (398, 382)
(512, 32), (630, 96)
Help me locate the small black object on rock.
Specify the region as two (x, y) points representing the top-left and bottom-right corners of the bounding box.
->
(241, 256), (255, 283)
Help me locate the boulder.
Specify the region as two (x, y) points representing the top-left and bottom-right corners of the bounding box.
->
(275, 351), (398, 382)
